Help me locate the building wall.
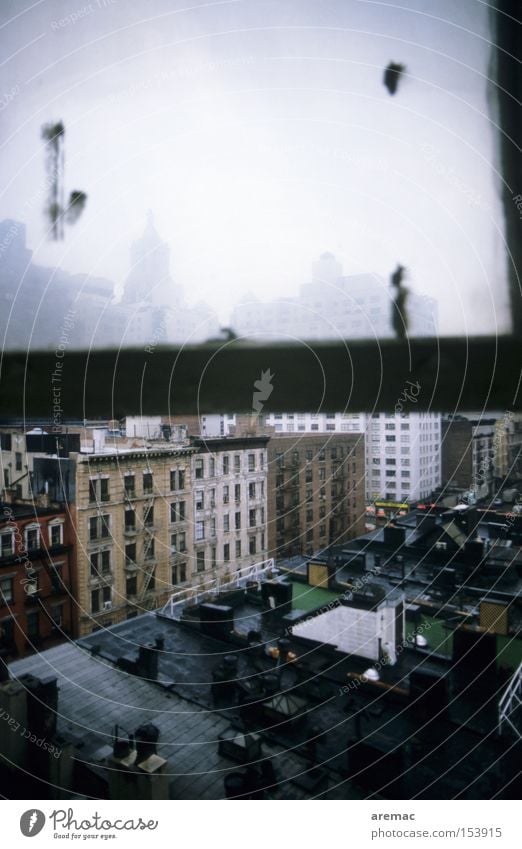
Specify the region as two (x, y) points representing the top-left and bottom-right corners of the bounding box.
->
(0, 505), (73, 659)
(263, 412), (441, 503)
(441, 418), (496, 498)
(191, 437), (269, 581)
(267, 434), (366, 559)
(73, 448), (196, 635)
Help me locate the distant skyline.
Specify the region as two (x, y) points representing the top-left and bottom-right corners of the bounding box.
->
(0, 0), (510, 334)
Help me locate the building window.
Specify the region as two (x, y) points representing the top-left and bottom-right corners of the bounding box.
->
(197, 551), (205, 573)
(319, 524), (326, 537)
(126, 575), (137, 596)
(171, 562), (187, 585)
(248, 481), (256, 499)
(102, 586), (112, 605)
(223, 455), (229, 475)
(235, 512), (241, 530)
(385, 435), (396, 443)
(91, 589), (100, 614)
(209, 457), (215, 477)
(124, 474), (135, 495)
(306, 529), (313, 542)
(195, 459), (204, 479)
(235, 539), (241, 557)
(125, 509), (135, 532)
(234, 484), (241, 503)
(306, 508), (313, 522)
(223, 484), (229, 504)
(224, 543), (230, 562)
(195, 490), (204, 511)
(0, 531), (14, 558)
(248, 454), (255, 472)
(170, 532), (186, 553)
(0, 577), (13, 605)
(144, 506), (154, 528)
(170, 501), (185, 523)
(90, 515), (110, 541)
(234, 455), (241, 473)
(25, 526), (40, 551)
(89, 479), (97, 503)
(306, 468), (313, 483)
(195, 521), (205, 541)
(50, 604), (63, 627)
(125, 543), (136, 566)
(249, 509), (256, 528)
(211, 517), (216, 538)
(15, 451), (22, 471)
(319, 468), (326, 481)
(249, 536), (256, 555)
(143, 472), (153, 494)
(26, 611), (39, 639)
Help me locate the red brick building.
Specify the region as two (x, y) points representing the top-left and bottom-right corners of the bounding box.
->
(0, 501), (74, 660)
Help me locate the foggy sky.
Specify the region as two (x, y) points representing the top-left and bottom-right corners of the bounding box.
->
(0, 0), (509, 333)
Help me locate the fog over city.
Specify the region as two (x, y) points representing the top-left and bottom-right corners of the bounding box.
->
(0, 0), (510, 341)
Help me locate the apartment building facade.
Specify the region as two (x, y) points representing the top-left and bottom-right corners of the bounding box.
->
(73, 446), (196, 635)
(267, 433), (366, 559)
(72, 435), (270, 635)
(262, 411), (441, 503)
(0, 501), (74, 659)
(441, 417), (497, 500)
(190, 437), (269, 579)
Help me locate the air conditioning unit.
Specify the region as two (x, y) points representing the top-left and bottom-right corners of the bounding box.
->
(103, 601), (112, 610)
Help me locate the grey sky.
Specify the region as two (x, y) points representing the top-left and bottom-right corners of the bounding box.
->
(0, 0), (509, 332)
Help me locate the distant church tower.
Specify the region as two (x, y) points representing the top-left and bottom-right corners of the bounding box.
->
(122, 211), (182, 307)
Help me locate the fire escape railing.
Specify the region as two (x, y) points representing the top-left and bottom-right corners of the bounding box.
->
(498, 661), (522, 740)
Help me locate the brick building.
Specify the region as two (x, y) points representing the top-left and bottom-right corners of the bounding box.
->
(267, 434), (366, 559)
(0, 501), (74, 659)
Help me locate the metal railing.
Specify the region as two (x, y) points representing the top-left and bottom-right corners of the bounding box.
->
(498, 660), (522, 739)
(158, 557), (275, 619)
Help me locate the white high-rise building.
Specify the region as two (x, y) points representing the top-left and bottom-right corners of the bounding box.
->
(231, 255), (437, 340)
(262, 411), (441, 503)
